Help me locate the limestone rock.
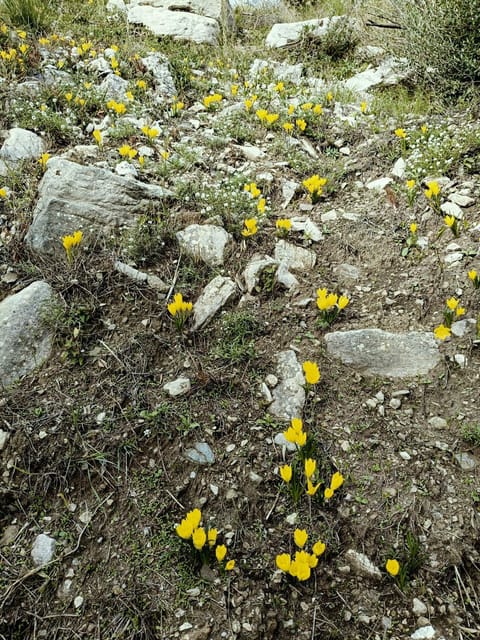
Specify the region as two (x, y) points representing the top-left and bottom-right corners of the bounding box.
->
(344, 549), (382, 580)
(274, 239), (316, 271)
(99, 73), (129, 101)
(185, 442), (215, 465)
(192, 275), (237, 330)
(163, 377), (191, 397)
(0, 281), (54, 388)
(114, 261), (168, 290)
(269, 350), (305, 420)
(411, 626), (436, 640)
(129, 0), (231, 23)
(31, 533), (56, 566)
(266, 16), (347, 49)
(454, 452), (478, 471)
(249, 58), (303, 84)
(141, 53), (176, 96)
(344, 57), (408, 93)
(243, 255), (276, 293)
(25, 158), (170, 254)
(176, 224), (231, 267)
(325, 329), (441, 378)
(127, 4), (220, 45)
(0, 127), (46, 175)
(290, 217), (323, 242)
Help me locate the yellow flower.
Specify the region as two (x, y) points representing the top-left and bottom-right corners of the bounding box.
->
(434, 324), (451, 340)
(446, 297), (459, 311)
(176, 519), (194, 539)
(337, 295), (349, 310)
(255, 108), (268, 122)
(203, 93), (222, 109)
(421, 124), (428, 134)
(468, 269), (477, 281)
(456, 306), (465, 317)
(160, 150), (169, 161)
(118, 144), (137, 160)
(304, 458), (316, 479)
(274, 81), (284, 92)
(125, 91), (134, 101)
(312, 540), (326, 557)
(279, 464), (292, 483)
(141, 125), (159, 139)
(303, 175), (327, 197)
(294, 528), (308, 548)
(257, 198), (266, 214)
(306, 479), (321, 496)
(241, 218), (258, 237)
(306, 552), (318, 568)
(360, 101), (367, 113)
(287, 104), (295, 115)
(62, 230), (83, 262)
(330, 471), (344, 491)
(282, 122), (294, 134)
(406, 179), (416, 190)
(266, 113), (279, 125)
(276, 553), (291, 572)
(313, 104), (323, 115)
(136, 79), (147, 90)
(409, 222), (417, 234)
(216, 544), (227, 561)
(0, 187), (7, 198)
(303, 361), (320, 385)
(289, 558), (310, 581)
(207, 528), (218, 546)
(38, 152), (50, 169)
(295, 118), (307, 132)
(92, 129), (102, 145)
(394, 128), (406, 138)
(324, 487), (334, 500)
(225, 559), (235, 571)
(168, 293), (193, 318)
(301, 102), (313, 111)
(276, 218), (292, 232)
(230, 84), (238, 96)
(192, 527), (206, 550)
(326, 91), (333, 102)
(386, 559), (400, 577)
(424, 181), (440, 199)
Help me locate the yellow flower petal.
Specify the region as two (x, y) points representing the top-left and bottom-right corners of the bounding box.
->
(293, 528), (308, 548)
(386, 559), (400, 576)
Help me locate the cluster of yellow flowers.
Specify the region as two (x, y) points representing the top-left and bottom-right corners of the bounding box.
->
(434, 296), (466, 340)
(255, 109), (279, 126)
(242, 182), (267, 237)
(302, 175), (327, 204)
(167, 292), (193, 331)
(275, 218), (292, 237)
(141, 125), (159, 140)
(203, 93), (223, 110)
(106, 99), (126, 115)
(283, 417), (307, 447)
(118, 144), (137, 160)
(38, 153), (50, 171)
(316, 288), (349, 328)
(276, 529), (326, 581)
(62, 230), (83, 263)
(176, 508), (235, 571)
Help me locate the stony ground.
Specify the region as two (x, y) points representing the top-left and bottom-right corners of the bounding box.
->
(0, 1), (480, 639)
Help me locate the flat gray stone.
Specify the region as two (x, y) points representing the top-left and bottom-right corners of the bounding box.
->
(114, 261), (168, 291)
(185, 441), (215, 465)
(129, 0), (231, 23)
(192, 275), (236, 330)
(99, 73), (129, 101)
(290, 217), (323, 242)
(249, 58), (303, 84)
(141, 53), (176, 96)
(127, 5), (220, 44)
(0, 127), (46, 164)
(269, 350), (305, 420)
(411, 626), (436, 640)
(266, 16), (347, 49)
(25, 158), (170, 254)
(344, 57), (408, 92)
(325, 329), (441, 378)
(345, 549), (382, 580)
(454, 452), (478, 471)
(274, 239), (316, 271)
(176, 224), (231, 267)
(0, 281), (54, 387)
(31, 533), (56, 566)
(243, 255), (276, 293)
(163, 377), (191, 397)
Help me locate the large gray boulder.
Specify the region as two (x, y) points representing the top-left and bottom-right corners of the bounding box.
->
(25, 158), (171, 254)
(176, 224), (231, 267)
(266, 16), (347, 49)
(325, 329), (441, 378)
(127, 0), (232, 45)
(0, 127), (46, 176)
(0, 281), (54, 388)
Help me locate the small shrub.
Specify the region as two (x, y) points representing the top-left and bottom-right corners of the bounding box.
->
(1, 0), (52, 32)
(389, 0), (480, 96)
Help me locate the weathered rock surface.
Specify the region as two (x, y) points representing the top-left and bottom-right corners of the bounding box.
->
(344, 549), (382, 580)
(0, 281), (54, 387)
(141, 53), (176, 96)
(249, 58), (303, 84)
(163, 377), (191, 397)
(31, 533), (56, 566)
(192, 275), (236, 330)
(269, 350), (305, 420)
(127, 0), (225, 45)
(325, 329), (441, 378)
(184, 441), (215, 465)
(176, 224), (231, 267)
(344, 57), (408, 93)
(274, 239), (316, 271)
(0, 127), (46, 175)
(25, 158), (170, 254)
(266, 16), (347, 49)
